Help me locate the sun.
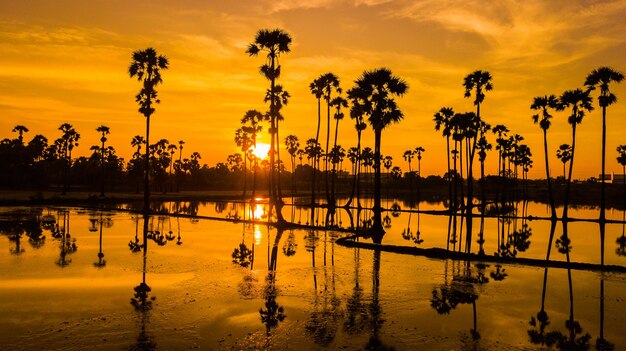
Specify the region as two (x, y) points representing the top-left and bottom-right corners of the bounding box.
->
(252, 143), (271, 159)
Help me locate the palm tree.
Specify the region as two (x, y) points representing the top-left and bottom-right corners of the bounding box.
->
(557, 89), (593, 219)
(96, 125), (110, 196)
(414, 146), (425, 178)
(344, 98), (367, 208)
(531, 95), (560, 219)
(12, 125), (29, 144)
(176, 140), (185, 191)
(130, 135), (145, 193)
(463, 70), (492, 222)
(241, 110), (264, 199)
(319, 73), (341, 204)
(247, 28), (292, 224)
(434, 107), (455, 210)
(166, 143), (177, 192)
(58, 123), (80, 195)
(309, 76), (324, 208)
(403, 150), (414, 173)
(556, 144), (572, 180)
(128, 47), (169, 213)
(284, 134), (300, 194)
(347, 68), (408, 240)
(584, 67), (624, 222)
(617, 145), (626, 212)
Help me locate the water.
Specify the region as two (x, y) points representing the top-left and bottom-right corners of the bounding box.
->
(0, 203), (625, 350)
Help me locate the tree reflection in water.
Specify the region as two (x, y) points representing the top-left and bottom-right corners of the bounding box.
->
(129, 214), (156, 351)
(305, 229), (342, 347)
(528, 221), (592, 350)
(259, 228), (286, 341)
(55, 210), (77, 267)
(430, 260), (494, 343)
(0, 208), (47, 254)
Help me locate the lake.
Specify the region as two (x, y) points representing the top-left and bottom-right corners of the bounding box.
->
(0, 200), (625, 350)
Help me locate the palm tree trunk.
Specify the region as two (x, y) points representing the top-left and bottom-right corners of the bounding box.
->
(542, 129), (557, 219)
(372, 129), (384, 241)
(144, 116), (151, 213)
(563, 124), (577, 220)
(325, 100), (331, 204)
(446, 137), (452, 211)
(311, 98), (321, 209)
(600, 105), (607, 222)
(100, 139), (106, 196)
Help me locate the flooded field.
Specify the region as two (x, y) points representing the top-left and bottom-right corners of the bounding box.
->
(1, 202), (625, 350)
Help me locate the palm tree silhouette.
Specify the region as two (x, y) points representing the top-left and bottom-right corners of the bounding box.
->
(130, 135), (145, 194)
(344, 99), (367, 209)
(531, 95), (560, 219)
(58, 123), (80, 195)
(618, 145), (626, 208)
(347, 68), (408, 241)
(12, 125), (29, 144)
(584, 67), (624, 222)
(319, 73), (341, 204)
(434, 107), (455, 211)
(241, 110), (265, 199)
(309, 76), (324, 209)
(247, 28), (292, 224)
(128, 47), (169, 213)
(556, 144), (572, 180)
(414, 146), (425, 178)
(284, 134), (299, 195)
(96, 125), (110, 196)
(557, 89), (593, 220)
(463, 70), (492, 230)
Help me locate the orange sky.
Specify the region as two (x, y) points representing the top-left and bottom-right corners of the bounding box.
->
(1, 0), (625, 179)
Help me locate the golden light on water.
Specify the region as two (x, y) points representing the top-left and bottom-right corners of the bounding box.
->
(253, 204), (266, 220)
(252, 143), (270, 160)
(253, 225), (262, 246)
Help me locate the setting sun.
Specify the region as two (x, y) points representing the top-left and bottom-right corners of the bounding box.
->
(252, 143), (271, 160)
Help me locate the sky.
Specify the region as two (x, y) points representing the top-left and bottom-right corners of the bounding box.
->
(1, 0), (625, 179)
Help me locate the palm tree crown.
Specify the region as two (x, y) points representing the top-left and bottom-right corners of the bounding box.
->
(531, 95), (559, 130)
(558, 89), (593, 125)
(348, 68), (408, 130)
(128, 48), (169, 118)
(463, 70), (493, 105)
(584, 66), (624, 107)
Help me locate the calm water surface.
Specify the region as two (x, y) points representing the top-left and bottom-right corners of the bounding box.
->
(0, 203), (625, 350)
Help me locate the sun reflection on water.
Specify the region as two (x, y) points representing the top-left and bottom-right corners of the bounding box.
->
(254, 225), (262, 246)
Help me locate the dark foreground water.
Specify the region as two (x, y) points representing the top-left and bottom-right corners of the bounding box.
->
(0, 202), (625, 350)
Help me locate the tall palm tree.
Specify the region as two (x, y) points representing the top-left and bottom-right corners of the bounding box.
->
(557, 89), (593, 220)
(403, 150), (414, 173)
(463, 70), (492, 223)
(414, 146), (425, 177)
(319, 73), (341, 204)
(556, 144), (572, 180)
(434, 107), (455, 210)
(241, 110), (265, 199)
(344, 98), (367, 208)
(284, 134), (299, 194)
(96, 125), (110, 196)
(331, 96), (348, 149)
(12, 125), (29, 144)
(531, 95), (560, 219)
(128, 47), (169, 213)
(617, 145), (626, 210)
(247, 28), (292, 224)
(584, 67), (624, 222)
(58, 123), (80, 195)
(348, 68), (408, 240)
(130, 135), (145, 193)
(309, 76), (324, 208)
(166, 143), (177, 192)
